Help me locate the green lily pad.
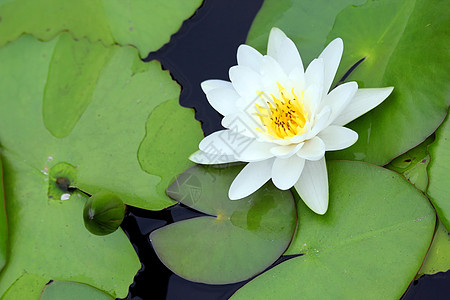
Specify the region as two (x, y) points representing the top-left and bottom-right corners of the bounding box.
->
(386, 136), (434, 192)
(40, 281), (113, 300)
(0, 157), (140, 298)
(0, 154), (6, 272)
(246, 0), (366, 64)
(150, 165), (297, 284)
(418, 220), (450, 277)
(231, 161), (435, 299)
(427, 112), (450, 231)
(0, 0), (202, 57)
(326, 0), (450, 165)
(0, 33), (202, 210)
(0, 33), (202, 297)
(247, 0), (450, 165)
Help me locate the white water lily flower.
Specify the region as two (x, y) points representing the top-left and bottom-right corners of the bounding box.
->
(190, 28), (393, 215)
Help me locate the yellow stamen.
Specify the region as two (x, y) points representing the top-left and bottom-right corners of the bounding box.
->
(255, 83), (308, 139)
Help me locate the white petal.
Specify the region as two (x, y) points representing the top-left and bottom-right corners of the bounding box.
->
(289, 67), (305, 91)
(272, 156), (305, 190)
(234, 88), (268, 111)
(294, 157), (329, 215)
(318, 125), (358, 151)
(199, 130), (251, 156)
(270, 142), (304, 158)
(221, 111), (262, 139)
(259, 55), (289, 94)
(229, 65), (262, 98)
(237, 140), (275, 162)
(201, 79), (231, 94)
(304, 58), (324, 90)
(271, 137), (301, 146)
(306, 105), (331, 139)
(189, 150), (239, 165)
(296, 136), (325, 161)
(332, 87), (394, 126)
(288, 121), (315, 144)
(267, 27), (303, 75)
(229, 159), (274, 200)
(321, 81), (358, 126)
(204, 85), (240, 116)
(237, 44), (263, 71)
(319, 38), (343, 96)
(303, 83), (322, 115)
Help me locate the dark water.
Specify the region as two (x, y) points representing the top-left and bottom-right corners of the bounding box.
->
(120, 0), (450, 299)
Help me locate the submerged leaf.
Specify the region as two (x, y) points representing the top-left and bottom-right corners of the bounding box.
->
(42, 34), (114, 138)
(40, 281), (114, 300)
(138, 99), (204, 206)
(386, 136), (434, 191)
(232, 161), (435, 299)
(418, 220), (450, 277)
(150, 165), (297, 284)
(0, 273), (48, 300)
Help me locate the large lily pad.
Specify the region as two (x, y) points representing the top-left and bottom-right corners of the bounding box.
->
(326, 0), (449, 164)
(0, 33), (202, 210)
(246, 0), (366, 64)
(0, 159), (140, 298)
(0, 0), (202, 57)
(0, 34), (202, 297)
(0, 154), (6, 272)
(231, 161), (435, 299)
(427, 112), (450, 231)
(150, 165), (297, 284)
(247, 0), (450, 165)
(40, 281), (113, 300)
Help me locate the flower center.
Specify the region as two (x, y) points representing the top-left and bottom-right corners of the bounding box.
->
(255, 82), (308, 139)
